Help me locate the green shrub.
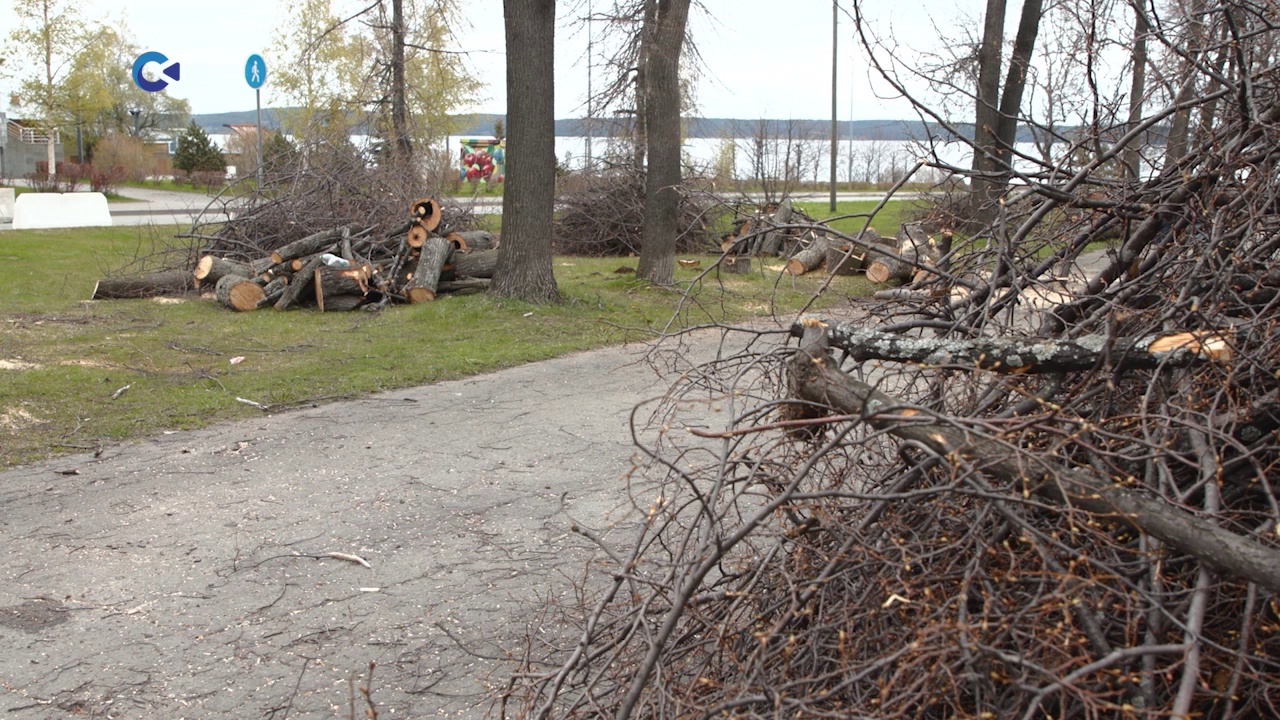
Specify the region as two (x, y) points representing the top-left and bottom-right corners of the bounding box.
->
(172, 121), (226, 177)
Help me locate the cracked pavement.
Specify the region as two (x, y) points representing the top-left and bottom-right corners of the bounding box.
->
(0, 337), (705, 718)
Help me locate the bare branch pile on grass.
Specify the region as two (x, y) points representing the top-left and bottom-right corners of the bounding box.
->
(551, 171), (719, 256)
(506, 13), (1280, 718)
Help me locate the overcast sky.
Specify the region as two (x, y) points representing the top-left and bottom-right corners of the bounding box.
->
(1, 0), (968, 121)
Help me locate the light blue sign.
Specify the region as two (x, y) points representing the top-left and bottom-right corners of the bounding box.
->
(245, 54), (267, 89)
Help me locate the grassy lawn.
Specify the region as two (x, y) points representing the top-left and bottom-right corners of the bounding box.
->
(0, 224), (872, 467)
(121, 178), (214, 194)
(793, 198), (925, 237)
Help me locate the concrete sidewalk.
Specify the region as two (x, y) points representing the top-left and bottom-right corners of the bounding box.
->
(0, 338), (700, 718)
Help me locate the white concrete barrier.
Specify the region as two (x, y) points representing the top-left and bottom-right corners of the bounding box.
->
(0, 188), (14, 222)
(12, 192), (113, 229)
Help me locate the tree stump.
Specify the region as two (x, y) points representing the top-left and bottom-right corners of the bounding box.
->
(720, 256), (752, 275)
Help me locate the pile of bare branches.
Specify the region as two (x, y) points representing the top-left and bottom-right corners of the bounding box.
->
(552, 170), (719, 256)
(179, 138), (479, 268)
(505, 11), (1280, 720)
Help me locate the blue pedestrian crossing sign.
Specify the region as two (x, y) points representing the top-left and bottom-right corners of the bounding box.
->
(245, 54), (267, 89)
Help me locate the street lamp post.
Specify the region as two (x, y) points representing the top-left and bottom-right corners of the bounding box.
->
(830, 0), (838, 212)
(130, 109), (141, 137)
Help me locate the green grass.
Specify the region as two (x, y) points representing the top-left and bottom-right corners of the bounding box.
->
(793, 199), (924, 238)
(3, 185), (138, 202)
(121, 178), (213, 194)
(0, 225), (872, 467)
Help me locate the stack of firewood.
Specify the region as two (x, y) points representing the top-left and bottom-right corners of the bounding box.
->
(718, 202), (951, 284)
(91, 197), (500, 311)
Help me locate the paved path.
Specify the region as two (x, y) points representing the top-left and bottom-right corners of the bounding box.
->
(0, 337), (725, 718)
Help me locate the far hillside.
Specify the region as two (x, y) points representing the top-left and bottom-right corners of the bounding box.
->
(191, 111), (1025, 143)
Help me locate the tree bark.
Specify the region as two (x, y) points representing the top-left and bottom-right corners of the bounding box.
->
(445, 230), (497, 252)
(1123, 0), (1149, 179)
(275, 254), (327, 310)
(756, 199), (793, 257)
(405, 236), (452, 303)
(992, 0), (1045, 177)
(785, 235), (828, 276)
(810, 322), (1231, 373)
(635, 0), (693, 285)
(452, 248), (498, 279)
(1164, 0), (1207, 168)
(491, 0), (560, 303)
(970, 0), (1007, 220)
(788, 323), (1280, 594)
(215, 274), (265, 311)
(390, 0), (412, 163)
(270, 226), (353, 265)
(91, 271), (195, 300)
(194, 255), (252, 286)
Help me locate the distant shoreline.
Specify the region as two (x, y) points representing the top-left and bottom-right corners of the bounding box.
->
(192, 109), (990, 143)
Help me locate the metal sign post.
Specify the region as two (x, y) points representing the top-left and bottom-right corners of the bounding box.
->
(245, 54), (267, 188)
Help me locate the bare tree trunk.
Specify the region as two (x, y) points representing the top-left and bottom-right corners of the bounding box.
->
(969, 0), (1007, 219)
(632, 0), (658, 171)
(1123, 0), (1149, 179)
(390, 0), (412, 162)
(635, 0), (692, 286)
(491, 0), (560, 303)
(1164, 0), (1207, 167)
(993, 0), (1044, 178)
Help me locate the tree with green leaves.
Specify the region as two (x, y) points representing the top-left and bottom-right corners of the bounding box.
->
(5, 0), (92, 176)
(270, 0), (478, 168)
(57, 23), (189, 157)
(172, 121), (225, 175)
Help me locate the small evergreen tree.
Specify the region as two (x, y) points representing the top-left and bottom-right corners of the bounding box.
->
(172, 120), (225, 174)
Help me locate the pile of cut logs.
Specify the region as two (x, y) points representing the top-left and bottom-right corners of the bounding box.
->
(718, 200), (950, 285)
(91, 198), (500, 311)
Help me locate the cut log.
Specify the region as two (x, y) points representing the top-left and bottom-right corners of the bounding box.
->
(194, 255), (252, 286)
(805, 321), (1232, 373)
(785, 235), (829, 276)
(91, 271), (195, 300)
(788, 322), (1280, 594)
(269, 226), (352, 265)
(404, 236), (453, 303)
(445, 230), (498, 252)
(275, 254), (327, 310)
(437, 278), (492, 295)
(826, 243), (863, 276)
(722, 217), (755, 254)
(215, 274), (266, 311)
(320, 294), (366, 312)
(411, 197), (443, 232)
(257, 276), (289, 308)
(720, 256), (752, 275)
(451, 248), (498, 279)
(316, 264), (371, 299)
(406, 223), (429, 249)
(757, 199), (793, 256)
(865, 256), (912, 284)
